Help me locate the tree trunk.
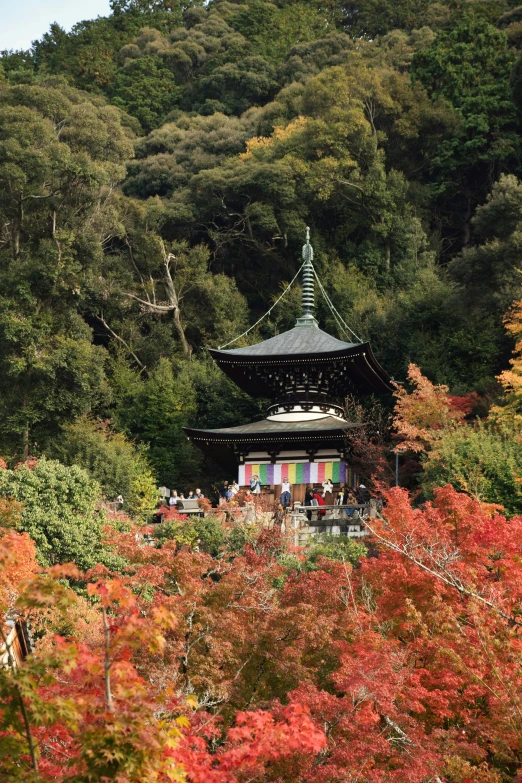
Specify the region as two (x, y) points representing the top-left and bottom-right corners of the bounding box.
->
(173, 306), (192, 358)
(162, 248), (192, 357)
(102, 608), (113, 712)
(23, 396), (29, 461)
(12, 199), (22, 258)
(462, 195), (472, 248)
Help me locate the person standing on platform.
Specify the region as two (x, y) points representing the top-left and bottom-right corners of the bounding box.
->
(304, 487), (315, 521)
(313, 487), (327, 518)
(333, 486), (345, 519)
(321, 478), (333, 498)
(219, 481), (229, 505)
(356, 484), (371, 506)
(250, 473), (261, 495)
(346, 488), (357, 518)
(280, 477), (291, 508)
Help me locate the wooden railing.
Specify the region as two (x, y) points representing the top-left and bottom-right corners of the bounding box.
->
(290, 502), (370, 516)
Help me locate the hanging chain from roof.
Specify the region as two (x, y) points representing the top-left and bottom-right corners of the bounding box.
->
(217, 229), (362, 349)
(218, 260), (306, 349)
(312, 267), (362, 343)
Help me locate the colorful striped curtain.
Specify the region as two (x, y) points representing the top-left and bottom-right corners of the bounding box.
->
(238, 462), (358, 487)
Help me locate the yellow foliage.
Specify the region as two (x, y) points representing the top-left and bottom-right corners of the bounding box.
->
(443, 755), (502, 783)
(130, 470), (160, 520)
(491, 300), (522, 430)
(240, 116), (308, 159)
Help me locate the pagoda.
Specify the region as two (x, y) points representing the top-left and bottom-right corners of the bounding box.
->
(184, 231), (393, 501)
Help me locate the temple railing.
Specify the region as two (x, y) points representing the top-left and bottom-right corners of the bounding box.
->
(291, 502), (370, 516)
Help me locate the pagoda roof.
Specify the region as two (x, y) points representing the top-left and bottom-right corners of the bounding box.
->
(213, 326), (356, 359)
(210, 329), (393, 397)
(183, 416), (360, 470)
(184, 416), (360, 443)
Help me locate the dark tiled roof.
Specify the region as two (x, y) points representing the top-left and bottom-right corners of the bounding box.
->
(214, 326), (356, 358)
(184, 416), (360, 442)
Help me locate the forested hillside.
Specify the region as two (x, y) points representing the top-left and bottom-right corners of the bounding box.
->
(2, 0), (522, 490)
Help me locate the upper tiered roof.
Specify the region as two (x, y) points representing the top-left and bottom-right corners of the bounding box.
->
(211, 325), (356, 358)
(210, 335), (392, 399)
(210, 229), (393, 402)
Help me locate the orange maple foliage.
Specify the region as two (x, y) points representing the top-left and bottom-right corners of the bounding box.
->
(393, 364), (470, 453)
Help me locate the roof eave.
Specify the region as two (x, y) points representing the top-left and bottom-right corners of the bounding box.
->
(183, 423), (361, 444)
(209, 342), (370, 365)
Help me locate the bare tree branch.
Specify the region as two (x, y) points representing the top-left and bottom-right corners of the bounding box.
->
(95, 313), (146, 372)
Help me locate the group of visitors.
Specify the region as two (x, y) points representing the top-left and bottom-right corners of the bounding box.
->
(168, 488), (204, 508)
(266, 480), (372, 527)
(217, 475), (374, 515)
(279, 477), (333, 508)
(218, 480), (240, 503)
(151, 475), (372, 526)
(276, 477), (370, 510)
(302, 483), (371, 520)
(151, 488), (204, 524)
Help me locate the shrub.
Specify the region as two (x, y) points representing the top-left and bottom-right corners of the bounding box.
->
(57, 416), (158, 518)
(421, 422), (522, 515)
(0, 457), (119, 569)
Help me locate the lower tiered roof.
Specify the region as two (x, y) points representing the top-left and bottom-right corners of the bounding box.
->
(183, 417), (361, 469)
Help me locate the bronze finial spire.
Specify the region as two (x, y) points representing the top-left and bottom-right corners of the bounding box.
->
(296, 226), (318, 328)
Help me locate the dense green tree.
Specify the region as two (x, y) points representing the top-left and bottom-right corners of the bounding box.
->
(197, 55), (278, 114)
(0, 309), (110, 460)
(124, 112), (254, 198)
(0, 458), (119, 568)
(30, 2), (191, 91)
(116, 12), (278, 117)
(279, 32), (354, 84)
(412, 15), (520, 247)
(32, 21), (122, 91)
(183, 356), (264, 430)
(0, 81), (133, 456)
(0, 48), (35, 84)
(227, 0), (329, 63)
(182, 62), (450, 295)
(112, 357), (201, 489)
(109, 351), (264, 491)
(109, 55), (181, 131)
(95, 199), (250, 359)
(56, 416), (158, 516)
(421, 422), (522, 515)
(450, 174), (522, 315)
(336, 0), (452, 37)
(373, 267), (501, 392)
(110, 0), (193, 31)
